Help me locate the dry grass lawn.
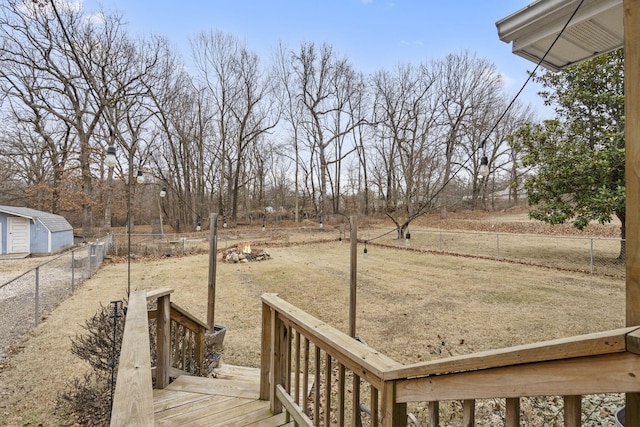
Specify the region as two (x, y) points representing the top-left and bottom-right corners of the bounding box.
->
(0, 213), (627, 426)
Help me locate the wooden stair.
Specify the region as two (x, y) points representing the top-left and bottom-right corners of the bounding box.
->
(153, 364), (296, 426)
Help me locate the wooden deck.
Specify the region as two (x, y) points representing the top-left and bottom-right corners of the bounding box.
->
(153, 364), (296, 426)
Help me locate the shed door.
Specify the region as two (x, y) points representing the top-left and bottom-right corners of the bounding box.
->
(7, 217), (30, 253)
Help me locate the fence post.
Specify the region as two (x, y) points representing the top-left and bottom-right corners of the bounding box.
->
(34, 266), (40, 326)
(439, 231), (443, 252)
(496, 233), (501, 258)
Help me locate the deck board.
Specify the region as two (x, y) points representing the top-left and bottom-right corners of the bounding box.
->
(153, 364), (301, 426)
(245, 412), (291, 427)
(181, 399), (272, 426)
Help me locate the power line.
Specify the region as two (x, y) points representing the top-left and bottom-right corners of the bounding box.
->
(456, 0), (585, 180)
(371, 0), (586, 242)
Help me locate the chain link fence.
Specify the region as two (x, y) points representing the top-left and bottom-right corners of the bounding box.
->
(0, 235), (113, 362)
(366, 228), (625, 277)
(111, 227), (337, 258)
(115, 226), (624, 278)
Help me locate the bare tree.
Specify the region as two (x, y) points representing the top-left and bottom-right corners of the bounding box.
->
(148, 62), (216, 232)
(0, 1), (164, 235)
(0, 0), (103, 231)
(432, 51), (504, 219)
(272, 43), (304, 221)
(192, 31), (277, 220)
(371, 63), (441, 237)
(285, 42), (367, 219)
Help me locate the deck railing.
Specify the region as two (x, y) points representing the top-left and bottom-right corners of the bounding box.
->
(147, 290), (208, 379)
(111, 290), (640, 426)
(110, 290), (154, 426)
(260, 293), (406, 426)
(260, 293), (640, 427)
(110, 288), (208, 426)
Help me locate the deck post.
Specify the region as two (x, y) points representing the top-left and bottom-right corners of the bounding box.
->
(194, 324), (205, 375)
(625, 0), (640, 424)
(156, 293), (171, 389)
(462, 399), (475, 426)
(429, 401), (440, 427)
(505, 398), (520, 427)
(380, 381), (406, 427)
(207, 213), (218, 329)
(269, 304), (287, 414)
(563, 395), (581, 427)
(260, 297), (273, 400)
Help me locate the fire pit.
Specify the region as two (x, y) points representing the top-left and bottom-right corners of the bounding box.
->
(223, 243), (271, 263)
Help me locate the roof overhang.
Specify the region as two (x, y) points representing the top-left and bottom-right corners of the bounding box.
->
(0, 208), (34, 222)
(496, 0), (623, 71)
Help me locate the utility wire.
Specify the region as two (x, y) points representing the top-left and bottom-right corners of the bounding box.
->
(477, 0), (586, 151)
(369, 0), (585, 243)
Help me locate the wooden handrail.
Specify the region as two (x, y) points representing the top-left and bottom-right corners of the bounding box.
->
(395, 352), (640, 402)
(110, 288), (211, 424)
(261, 293), (402, 388)
(261, 293), (640, 427)
(145, 287), (174, 301)
(261, 293), (407, 426)
(110, 291), (154, 426)
(384, 326), (639, 381)
(148, 300), (208, 380)
(169, 301), (209, 331)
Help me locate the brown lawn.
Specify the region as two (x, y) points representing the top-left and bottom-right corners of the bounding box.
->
(0, 210), (626, 426)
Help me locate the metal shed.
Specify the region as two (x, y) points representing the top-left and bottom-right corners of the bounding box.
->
(0, 205), (74, 255)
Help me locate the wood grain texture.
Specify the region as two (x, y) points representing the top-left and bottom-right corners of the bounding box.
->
(156, 294), (171, 389)
(505, 397), (520, 427)
(386, 327), (637, 381)
(275, 384), (314, 427)
(153, 373), (296, 427)
(625, 0), (640, 424)
(395, 352), (640, 402)
(261, 293), (402, 389)
(146, 287), (174, 301)
(110, 290), (154, 426)
(563, 395), (581, 427)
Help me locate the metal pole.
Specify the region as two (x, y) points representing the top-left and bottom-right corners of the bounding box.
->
(35, 266), (39, 326)
(590, 238), (594, 274)
(496, 233), (501, 258)
(88, 244), (93, 278)
(71, 250), (75, 292)
(127, 162), (133, 296)
(207, 213), (218, 330)
(109, 300), (122, 415)
(349, 216), (357, 338)
(87, 243), (92, 279)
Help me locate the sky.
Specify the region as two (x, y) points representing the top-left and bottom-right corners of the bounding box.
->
(81, 0), (553, 117)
